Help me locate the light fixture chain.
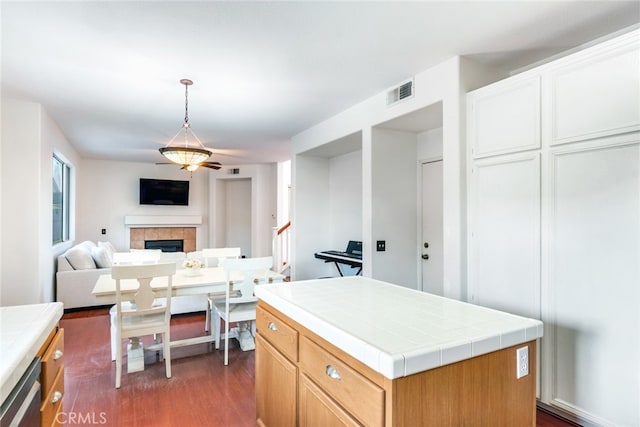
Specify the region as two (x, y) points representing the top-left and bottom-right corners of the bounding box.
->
(184, 82), (189, 125)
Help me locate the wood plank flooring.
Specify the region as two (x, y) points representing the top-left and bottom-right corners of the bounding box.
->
(60, 309), (581, 426)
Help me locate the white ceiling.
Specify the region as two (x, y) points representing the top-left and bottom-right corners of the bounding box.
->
(2, 1), (638, 165)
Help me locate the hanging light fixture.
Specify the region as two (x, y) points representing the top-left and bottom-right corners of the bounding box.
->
(159, 79), (212, 167)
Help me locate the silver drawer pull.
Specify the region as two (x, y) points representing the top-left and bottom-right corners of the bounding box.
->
(51, 390), (63, 404)
(54, 349), (64, 360)
(267, 322), (278, 331)
(325, 365), (341, 380)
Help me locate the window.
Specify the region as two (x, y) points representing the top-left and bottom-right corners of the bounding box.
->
(52, 155), (70, 244)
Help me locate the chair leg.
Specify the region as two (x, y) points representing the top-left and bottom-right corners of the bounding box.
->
(164, 330), (172, 379)
(224, 317), (229, 365)
(204, 299), (210, 332)
(115, 331), (122, 389)
(214, 311), (221, 350)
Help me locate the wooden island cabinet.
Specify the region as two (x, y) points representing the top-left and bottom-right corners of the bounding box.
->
(255, 277), (542, 426)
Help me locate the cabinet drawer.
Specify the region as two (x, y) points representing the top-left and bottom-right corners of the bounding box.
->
(40, 366), (64, 427)
(299, 373), (361, 427)
(41, 328), (64, 393)
(299, 336), (384, 427)
(257, 307), (298, 361)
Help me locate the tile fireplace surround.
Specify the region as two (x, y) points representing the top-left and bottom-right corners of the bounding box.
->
(130, 227), (196, 253)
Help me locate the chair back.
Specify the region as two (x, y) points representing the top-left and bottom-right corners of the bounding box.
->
(223, 256), (273, 304)
(202, 247), (241, 268)
(112, 262), (176, 320)
(159, 251), (187, 269)
(113, 250), (161, 265)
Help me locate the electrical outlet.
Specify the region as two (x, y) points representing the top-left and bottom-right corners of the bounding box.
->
(516, 346), (529, 379)
(376, 240), (386, 251)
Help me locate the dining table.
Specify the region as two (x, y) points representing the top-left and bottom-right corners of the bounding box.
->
(92, 266), (284, 369)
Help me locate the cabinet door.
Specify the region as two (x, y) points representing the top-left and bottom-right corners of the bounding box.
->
(255, 334), (297, 427)
(546, 137), (640, 426)
(548, 37), (640, 145)
(468, 76), (541, 158)
(299, 374), (361, 427)
(469, 152), (541, 319)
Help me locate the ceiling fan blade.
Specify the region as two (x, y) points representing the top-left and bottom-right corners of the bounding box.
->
(155, 162), (174, 165)
(203, 161), (222, 166)
(201, 163), (221, 170)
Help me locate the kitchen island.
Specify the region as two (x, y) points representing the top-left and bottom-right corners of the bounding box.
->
(254, 277), (543, 426)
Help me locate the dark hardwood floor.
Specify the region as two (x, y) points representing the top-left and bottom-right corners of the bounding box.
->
(60, 309), (580, 426)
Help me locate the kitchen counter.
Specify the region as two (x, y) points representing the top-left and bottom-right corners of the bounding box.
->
(255, 276), (543, 379)
(0, 302), (64, 403)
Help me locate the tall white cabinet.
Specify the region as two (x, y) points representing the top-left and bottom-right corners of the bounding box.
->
(467, 30), (640, 426)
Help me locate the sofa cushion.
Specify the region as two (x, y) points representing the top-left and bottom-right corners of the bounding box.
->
(98, 241), (116, 259)
(64, 245), (96, 270)
(91, 246), (112, 268)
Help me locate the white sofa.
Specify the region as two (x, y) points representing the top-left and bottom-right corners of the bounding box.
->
(55, 241), (207, 314)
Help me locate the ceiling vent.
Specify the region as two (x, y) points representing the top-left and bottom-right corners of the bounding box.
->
(228, 168), (240, 175)
(386, 79), (414, 106)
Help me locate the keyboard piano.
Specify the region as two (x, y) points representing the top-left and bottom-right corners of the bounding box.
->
(314, 241), (363, 276)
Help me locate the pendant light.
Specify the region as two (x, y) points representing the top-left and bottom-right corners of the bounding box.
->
(159, 79), (212, 166)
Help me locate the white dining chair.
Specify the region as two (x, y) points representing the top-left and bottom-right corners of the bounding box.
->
(212, 256), (272, 365)
(202, 247), (241, 332)
(112, 262), (176, 388)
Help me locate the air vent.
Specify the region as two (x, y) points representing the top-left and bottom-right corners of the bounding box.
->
(386, 79), (414, 106)
(228, 168), (240, 175)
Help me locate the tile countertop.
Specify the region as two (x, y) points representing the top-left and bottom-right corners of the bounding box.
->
(0, 302), (64, 403)
(255, 277), (543, 379)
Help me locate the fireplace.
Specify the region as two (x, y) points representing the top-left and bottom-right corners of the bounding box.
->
(130, 227), (196, 253)
(145, 239), (184, 252)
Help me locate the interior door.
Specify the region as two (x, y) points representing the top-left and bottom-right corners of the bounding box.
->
(421, 160), (443, 294)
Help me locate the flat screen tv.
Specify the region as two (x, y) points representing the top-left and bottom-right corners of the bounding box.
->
(139, 178), (189, 206)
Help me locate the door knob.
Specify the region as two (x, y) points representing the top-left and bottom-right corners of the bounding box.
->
(422, 254), (429, 260)
(423, 242), (429, 248)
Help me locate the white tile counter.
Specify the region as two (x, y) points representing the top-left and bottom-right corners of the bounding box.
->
(0, 302), (63, 403)
(255, 276), (543, 379)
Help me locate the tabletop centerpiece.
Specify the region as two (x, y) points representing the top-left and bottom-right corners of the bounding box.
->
(183, 259), (203, 276)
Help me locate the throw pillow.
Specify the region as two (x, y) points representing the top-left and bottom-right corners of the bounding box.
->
(98, 241), (116, 260)
(91, 246), (112, 268)
(64, 246), (97, 270)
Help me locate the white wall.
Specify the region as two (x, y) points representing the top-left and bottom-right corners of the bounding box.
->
(291, 154), (331, 279)
(370, 128), (418, 287)
(77, 160), (209, 251)
(417, 127), (443, 160)
(1, 98), (80, 305)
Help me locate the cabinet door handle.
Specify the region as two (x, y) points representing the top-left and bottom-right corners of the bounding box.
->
(267, 322), (278, 331)
(54, 349), (64, 360)
(51, 390), (63, 404)
(325, 365), (341, 380)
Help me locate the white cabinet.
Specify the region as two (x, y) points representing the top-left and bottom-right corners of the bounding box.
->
(469, 76), (541, 158)
(546, 136), (639, 426)
(469, 152), (540, 320)
(548, 39), (640, 145)
(467, 28), (640, 426)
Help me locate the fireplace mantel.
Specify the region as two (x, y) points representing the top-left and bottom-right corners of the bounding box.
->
(124, 215), (202, 227)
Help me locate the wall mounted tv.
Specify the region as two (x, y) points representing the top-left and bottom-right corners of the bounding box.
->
(139, 178), (189, 206)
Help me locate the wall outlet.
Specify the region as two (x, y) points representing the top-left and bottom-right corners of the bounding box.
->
(376, 240), (386, 251)
(516, 346), (529, 379)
